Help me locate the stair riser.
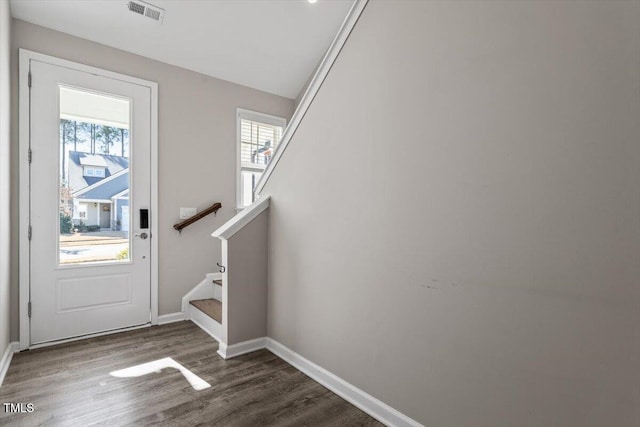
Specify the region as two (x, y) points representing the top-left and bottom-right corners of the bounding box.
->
(189, 305), (222, 343)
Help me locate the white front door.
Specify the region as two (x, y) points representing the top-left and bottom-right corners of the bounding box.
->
(27, 57), (153, 345)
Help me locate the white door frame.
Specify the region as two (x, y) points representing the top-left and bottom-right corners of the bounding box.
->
(18, 49), (159, 350)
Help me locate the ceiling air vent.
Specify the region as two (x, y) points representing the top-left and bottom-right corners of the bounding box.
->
(127, 1), (145, 15)
(127, 1), (164, 23)
(144, 7), (161, 21)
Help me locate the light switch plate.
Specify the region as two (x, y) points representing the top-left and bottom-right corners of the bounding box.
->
(180, 207), (197, 219)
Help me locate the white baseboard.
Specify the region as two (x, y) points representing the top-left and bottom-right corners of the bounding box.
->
(211, 336), (421, 426)
(217, 337), (266, 360)
(265, 338), (422, 427)
(217, 342), (227, 358)
(0, 342), (19, 387)
(158, 312), (185, 325)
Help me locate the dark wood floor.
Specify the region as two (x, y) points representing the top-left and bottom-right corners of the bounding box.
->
(0, 322), (382, 426)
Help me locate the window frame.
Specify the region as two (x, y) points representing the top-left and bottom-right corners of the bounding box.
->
(236, 108), (286, 209)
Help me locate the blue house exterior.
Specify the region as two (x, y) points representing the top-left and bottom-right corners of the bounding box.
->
(68, 151), (129, 230)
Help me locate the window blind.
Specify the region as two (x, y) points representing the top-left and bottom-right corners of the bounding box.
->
(240, 119), (283, 169)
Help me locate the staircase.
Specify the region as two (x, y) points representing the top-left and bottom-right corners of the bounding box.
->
(183, 196), (270, 359)
(183, 273), (223, 342)
(190, 296), (221, 322)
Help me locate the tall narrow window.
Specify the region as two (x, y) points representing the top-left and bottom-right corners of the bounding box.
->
(237, 109), (285, 208)
(58, 86), (130, 265)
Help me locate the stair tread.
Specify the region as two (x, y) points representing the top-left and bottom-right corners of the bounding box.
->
(212, 279), (222, 286)
(190, 298), (222, 323)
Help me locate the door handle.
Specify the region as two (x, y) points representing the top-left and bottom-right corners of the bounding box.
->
(135, 232), (148, 240)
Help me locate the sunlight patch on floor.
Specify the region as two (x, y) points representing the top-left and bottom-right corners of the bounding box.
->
(110, 357), (211, 391)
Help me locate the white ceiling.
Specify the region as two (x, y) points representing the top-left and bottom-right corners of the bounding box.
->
(10, 0), (354, 99)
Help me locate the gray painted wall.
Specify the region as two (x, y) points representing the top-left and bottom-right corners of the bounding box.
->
(0, 1), (12, 355)
(9, 19), (295, 340)
(262, 1), (640, 425)
(293, 59), (320, 110)
(226, 210), (268, 345)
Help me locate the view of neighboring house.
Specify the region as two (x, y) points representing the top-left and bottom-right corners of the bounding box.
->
(67, 151), (129, 231)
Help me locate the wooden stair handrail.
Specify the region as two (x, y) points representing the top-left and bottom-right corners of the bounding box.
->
(173, 202), (222, 232)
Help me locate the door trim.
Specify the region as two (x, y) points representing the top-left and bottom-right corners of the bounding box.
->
(18, 49), (159, 350)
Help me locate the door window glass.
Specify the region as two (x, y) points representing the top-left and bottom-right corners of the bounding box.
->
(58, 86), (131, 265)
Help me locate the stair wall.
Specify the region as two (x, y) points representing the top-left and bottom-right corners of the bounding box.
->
(224, 209), (268, 345)
(260, 1), (640, 425)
